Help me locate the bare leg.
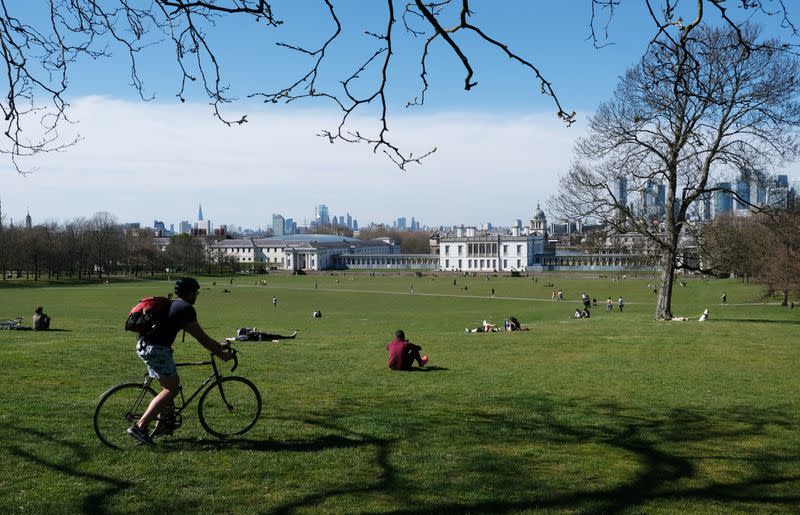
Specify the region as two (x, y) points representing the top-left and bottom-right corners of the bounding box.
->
(137, 374), (180, 430)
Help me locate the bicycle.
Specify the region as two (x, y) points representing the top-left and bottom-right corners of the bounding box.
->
(94, 346), (261, 449)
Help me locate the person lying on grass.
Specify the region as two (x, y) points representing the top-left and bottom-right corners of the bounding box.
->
(230, 327), (297, 342)
(386, 330), (428, 370)
(465, 320), (499, 332)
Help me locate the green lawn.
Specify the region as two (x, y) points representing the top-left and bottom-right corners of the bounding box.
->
(0, 273), (798, 513)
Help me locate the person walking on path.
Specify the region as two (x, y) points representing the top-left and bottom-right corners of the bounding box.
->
(721, 291), (727, 304)
(606, 297), (613, 313)
(272, 296), (278, 309)
(618, 297), (624, 312)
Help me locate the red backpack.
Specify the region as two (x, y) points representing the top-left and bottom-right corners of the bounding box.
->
(125, 297), (171, 335)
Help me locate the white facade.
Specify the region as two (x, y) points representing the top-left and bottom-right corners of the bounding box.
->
(208, 236), (397, 271)
(439, 234), (544, 271)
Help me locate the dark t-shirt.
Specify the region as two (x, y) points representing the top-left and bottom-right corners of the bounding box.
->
(386, 338), (421, 370)
(145, 299), (197, 347)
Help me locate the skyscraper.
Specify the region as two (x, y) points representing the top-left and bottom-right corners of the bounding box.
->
(735, 179), (751, 210)
(198, 204), (204, 221)
(315, 204), (330, 225)
(714, 182), (733, 216)
(272, 214), (285, 236)
(616, 177), (628, 208)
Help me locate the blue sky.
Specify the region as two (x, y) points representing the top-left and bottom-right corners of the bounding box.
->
(2, 1), (794, 229)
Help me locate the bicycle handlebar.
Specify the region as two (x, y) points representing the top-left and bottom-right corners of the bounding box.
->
(217, 343), (239, 372)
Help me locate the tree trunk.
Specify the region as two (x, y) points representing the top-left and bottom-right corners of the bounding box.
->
(782, 290), (789, 307)
(655, 250), (676, 320)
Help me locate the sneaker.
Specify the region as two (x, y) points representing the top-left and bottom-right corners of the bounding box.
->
(420, 354), (429, 367)
(127, 425), (155, 447)
(289, 330), (298, 339)
(465, 328), (469, 333)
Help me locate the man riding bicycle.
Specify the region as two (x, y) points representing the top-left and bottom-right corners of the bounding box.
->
(127, 277), (231, 447)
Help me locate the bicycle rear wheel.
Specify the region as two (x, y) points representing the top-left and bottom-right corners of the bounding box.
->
(94, 382), (157, 449)
(198, 377), (261, 439)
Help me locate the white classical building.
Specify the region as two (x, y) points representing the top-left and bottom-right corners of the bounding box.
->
(437, 205), (551, 272)
(209, 235), (398, 271)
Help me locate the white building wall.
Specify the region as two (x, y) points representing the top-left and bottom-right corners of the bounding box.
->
(439, 235), (539, 271)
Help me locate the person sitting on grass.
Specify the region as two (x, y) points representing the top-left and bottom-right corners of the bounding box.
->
(32, 306), (51, 331)
(127, 277), (231, 447)
(574, 308), (584, 318)
(386, 330), (428, 370)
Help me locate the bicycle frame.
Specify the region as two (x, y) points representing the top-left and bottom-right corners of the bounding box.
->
(140, 354), (230, 417)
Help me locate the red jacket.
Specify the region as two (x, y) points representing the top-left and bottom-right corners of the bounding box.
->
(386, 338), (421, 370)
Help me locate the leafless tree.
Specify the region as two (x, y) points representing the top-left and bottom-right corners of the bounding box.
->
(88, 211), (123, 278)
(2, 1), (797, 173)
(63, 217), (93, 278)
(165, 232), (205, 273)
(700, 213), (768, 282)
(701, 210), (800, 304)
(552, 24), (800, 319)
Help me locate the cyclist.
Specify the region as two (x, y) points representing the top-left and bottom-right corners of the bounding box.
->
(127, 277), (231, 446)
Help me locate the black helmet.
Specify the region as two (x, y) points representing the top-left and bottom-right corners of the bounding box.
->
(174, 277), (200, 296)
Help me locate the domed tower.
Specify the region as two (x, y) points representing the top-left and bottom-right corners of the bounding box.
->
(529, 203), (547, 237)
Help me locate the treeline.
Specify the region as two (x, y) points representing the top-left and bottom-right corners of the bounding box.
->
(0, 212), (240, 281)
(701, 211), (800, 305)
(357, 227), (431, 254)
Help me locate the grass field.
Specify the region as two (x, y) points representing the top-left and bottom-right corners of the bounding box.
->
(0, 272), (798, 514)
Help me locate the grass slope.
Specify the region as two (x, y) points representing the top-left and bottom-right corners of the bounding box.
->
(0, 273), (798, 513)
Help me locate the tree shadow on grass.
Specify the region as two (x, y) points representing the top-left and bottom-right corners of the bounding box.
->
(0, 422), (138, 514)
(172, 401), (800, 514)
(3, 398), (799, 513)
(380, 400), (800, 514)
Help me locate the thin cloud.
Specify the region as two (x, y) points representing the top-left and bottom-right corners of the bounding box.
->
(3, 96), (585, 228)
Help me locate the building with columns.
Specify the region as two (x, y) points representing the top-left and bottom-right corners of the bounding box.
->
(207, 234), (398, 271)
(436, 206), (552, 272)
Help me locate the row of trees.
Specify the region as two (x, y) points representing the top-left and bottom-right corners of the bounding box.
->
(0, 213), (240, 281)
(0, 212), (435, 280)
(701, 211), (800, 306)
(307, 223), (432, 254)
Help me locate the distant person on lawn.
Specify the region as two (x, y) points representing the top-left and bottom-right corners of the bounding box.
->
(386, 330), (428, 370)
(32, 306), (51, 330)
(127, 277), (231, 447)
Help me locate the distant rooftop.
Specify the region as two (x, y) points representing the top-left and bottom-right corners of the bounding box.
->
(261, 234), (361, 243)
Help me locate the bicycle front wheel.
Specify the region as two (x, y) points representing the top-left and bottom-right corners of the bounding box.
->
(198, 377), (261, 439)
(94, 382), (156, 449)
